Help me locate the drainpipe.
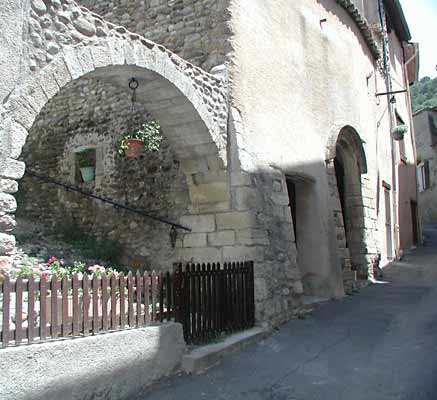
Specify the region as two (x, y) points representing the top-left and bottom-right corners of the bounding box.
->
(378, 0), (399, 257)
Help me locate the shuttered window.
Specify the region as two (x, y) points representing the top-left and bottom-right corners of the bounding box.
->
(417, 160), (431, 192)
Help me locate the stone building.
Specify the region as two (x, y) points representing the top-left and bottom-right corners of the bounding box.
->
(414, 107), (437, 224)
(0, 0), (419, 324)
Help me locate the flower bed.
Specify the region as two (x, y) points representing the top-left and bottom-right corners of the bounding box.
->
(9, 256), (122, 280)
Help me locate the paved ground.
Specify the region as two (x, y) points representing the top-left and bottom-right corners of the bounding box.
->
(136, 226), (437, 400)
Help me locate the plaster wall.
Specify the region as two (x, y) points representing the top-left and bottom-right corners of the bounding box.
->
(0, 323), (186, 400)
(387, 29), (418, 251)
(226, 0), (411, 289)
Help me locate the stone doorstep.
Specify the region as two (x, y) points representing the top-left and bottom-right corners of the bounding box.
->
(181, 327), (269, 375)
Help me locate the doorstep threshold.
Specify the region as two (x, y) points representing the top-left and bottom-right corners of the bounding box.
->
(181, 327), (269, 374)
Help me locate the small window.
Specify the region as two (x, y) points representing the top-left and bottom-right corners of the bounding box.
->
(417, 160), (430, 192)
(75, 148), (96, 183)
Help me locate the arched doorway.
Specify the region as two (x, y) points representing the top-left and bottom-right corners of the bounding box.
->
(333, 127), (368, 277)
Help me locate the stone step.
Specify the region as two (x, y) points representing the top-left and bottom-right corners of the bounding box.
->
(301, 295), (331, 312)
(181, 327), (269, 375)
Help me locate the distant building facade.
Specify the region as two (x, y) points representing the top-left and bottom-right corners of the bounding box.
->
(414, 107), (437, 224)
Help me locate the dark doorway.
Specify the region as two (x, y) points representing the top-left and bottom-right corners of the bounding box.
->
(333, 127), (368, 275)
(411, 200), (418, 246)
(286, 179), (297, 244)
(334, 156), (347, 242)
(384, 188), (393, 259)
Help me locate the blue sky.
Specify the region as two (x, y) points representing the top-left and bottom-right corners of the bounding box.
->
(400, 0), (437, 78)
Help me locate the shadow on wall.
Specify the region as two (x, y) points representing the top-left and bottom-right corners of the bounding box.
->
(246, 157), (364, 300)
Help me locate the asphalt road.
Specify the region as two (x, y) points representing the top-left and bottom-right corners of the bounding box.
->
(136, 226), (437, 400)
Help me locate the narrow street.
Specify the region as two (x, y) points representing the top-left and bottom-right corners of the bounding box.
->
(136, 225), (437, 400)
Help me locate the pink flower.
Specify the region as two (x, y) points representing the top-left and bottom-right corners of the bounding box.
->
(47, 256), (57, 265)
(60, 259), (65, 266)
(41, 271), (49, 279)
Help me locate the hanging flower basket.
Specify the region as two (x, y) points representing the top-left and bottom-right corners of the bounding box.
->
(117, 120), (163, 158)
(391, 124), (408, 141)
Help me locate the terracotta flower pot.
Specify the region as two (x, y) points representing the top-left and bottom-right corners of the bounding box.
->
(392, 130), (404, 141)
(125, 138), (143, 158)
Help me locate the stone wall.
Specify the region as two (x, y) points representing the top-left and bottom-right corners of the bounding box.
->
(20, 77), (191, 270)
(80, 0), (233, 71)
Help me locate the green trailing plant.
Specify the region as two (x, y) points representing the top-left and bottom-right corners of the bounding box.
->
(391, 124), (408, 135)
(117, 120), (163, 156)
(76, 149), (95, 168)
(391, 124), (408, 140)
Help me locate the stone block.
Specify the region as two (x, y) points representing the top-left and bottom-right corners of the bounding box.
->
(254, 277), (268, 300)
(73, 17), (96, 36)
(236, 229), (269, 245)
(230, 171), (252, 187)
(0, 158), (25, 180)
(0, 119), (28, 159)
(50, 57), (73, 89)
(180, 214), (215, 232)
(38, 68), (61, 99)
(0, 214), (16, 232)
(233, 186), (259, 211)
(108, 39), (126, 65)
(0, 193), (17, 213)
(75, 47), (95, 74)
(62, 46), (84, 79)
(0, 233), (15, 255)
(183, 233), (207, 248)
(216, 211), (255, 230)
(22, 79), (49, 117)
(180, 247), (222, 263)
(270, 192), (289, 206)
(188, 201), (231, 214)
(178, 143), (218, 159)
(292, 280), (304, 295)
(222, 245), (263, 262)
(208, 231), (235, 246)
(188, 182), (230, 204)
(180, 158), (202, 174)
(0, 179), (18, 194)
(9, 96), (37, 130)
(91, 43), (112, 68)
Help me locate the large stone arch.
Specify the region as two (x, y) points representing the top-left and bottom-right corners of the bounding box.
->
(325, 125), (367, 173)
(0, 0), (229, 257)
(325, 126), (371, 284)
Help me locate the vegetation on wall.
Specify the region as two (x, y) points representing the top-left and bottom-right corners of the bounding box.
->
(411, 77), (437, 113)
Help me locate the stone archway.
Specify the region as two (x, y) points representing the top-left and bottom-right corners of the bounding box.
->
(0, 0), (229, 258)
(326, 126), (369, 281)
